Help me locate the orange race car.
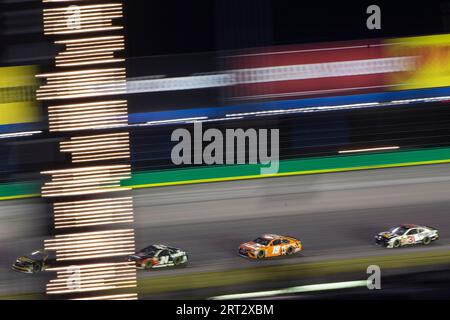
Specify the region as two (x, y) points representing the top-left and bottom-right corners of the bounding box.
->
(238, 234), (303, 259)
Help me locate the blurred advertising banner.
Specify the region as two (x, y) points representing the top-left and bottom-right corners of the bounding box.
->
(226, 40), (392, 101)
(386, 34), (450, 91)
(225, 35), (450, 102)
(0, 66), (40, 128)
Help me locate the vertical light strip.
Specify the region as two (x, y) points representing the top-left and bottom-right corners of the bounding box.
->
(38, 0), (137, 300)
(55, 36), (125, 67)
(43, 3), (124, 35)
(48, 100), (128, 132)
(54, 197), (134, 229)
(46, 262), (137, 295)
(60, 132), (131, 162)
(36, 68), (127, 100)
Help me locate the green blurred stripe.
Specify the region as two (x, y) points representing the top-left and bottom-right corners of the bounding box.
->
(0, 182), (40, 201)
(123, 147), (450, 188)
(2, 147), (450, 201)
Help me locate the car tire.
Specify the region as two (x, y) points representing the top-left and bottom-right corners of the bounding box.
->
(174, 256), (183, 266)
(393, 240), (401, 248)
(287, 247), (294, 255)
(32, 263), (41, 273)
(423, 237), (431, 245)
(145, 261), (153, 270)
(257, 250), (265, 259)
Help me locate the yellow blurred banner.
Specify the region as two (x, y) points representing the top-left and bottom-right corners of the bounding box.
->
(386, 34), (450, 90)
(0, 66), (40, 125)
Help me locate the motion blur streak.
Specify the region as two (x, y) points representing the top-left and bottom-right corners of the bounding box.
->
(71, 293), (138, 300)
(225, 102), (381, 118)
(0, 131), (42, 139)
(46, 262), (137, 294)
(41, 165), (131, 197)
(60, 133), (131, 163)
(55, 35), (125, 67)
(54, 197), (134, 229)
(338, 146), (400, 154)
(36, 69), (126, 100)
(46, 262), (137, 295)
(209, 281), (367, 300)
(230, 57), (415, 84)
(48, 100), (128, 132)
(44, 229), (136, 261)
(42, 3), (123, 35)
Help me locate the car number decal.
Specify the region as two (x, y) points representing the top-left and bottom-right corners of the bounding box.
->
(159, 255), (170, 264)
(272, 246), (281, 255)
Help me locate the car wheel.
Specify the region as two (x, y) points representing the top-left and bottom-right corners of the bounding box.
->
(423, 237), (431, 245)
(287, 247), (294, 255)
(257, 250), (265, 259)
(144, 261), (153, 270)
(393, 240), (401, 248)
(174, 256), (183, 266)
(32, 263), (41, 273)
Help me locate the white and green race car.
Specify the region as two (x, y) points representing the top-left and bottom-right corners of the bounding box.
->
(127, 244), (188, 269)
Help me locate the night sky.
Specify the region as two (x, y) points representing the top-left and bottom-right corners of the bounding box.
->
(124, 0), (448, 58)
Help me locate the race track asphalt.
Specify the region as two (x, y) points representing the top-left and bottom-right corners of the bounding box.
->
(2, 164), (450, 297)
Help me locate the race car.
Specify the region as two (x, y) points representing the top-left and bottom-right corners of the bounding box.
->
(127, 244), (188, 269)
(12, 250), (54, 274)
(239, 234), (302, 259)
(375, 224), (439, 248)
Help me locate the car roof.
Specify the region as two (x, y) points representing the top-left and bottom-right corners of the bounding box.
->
(152, 244), (169, 250)
(401, 224), (420, 229)
(26, 250), (49, 260)
(260, 234), (282, 240)
(152, 244), (181, 251)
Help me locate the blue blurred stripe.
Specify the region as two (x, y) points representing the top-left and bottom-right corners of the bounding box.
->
(2, 86), (450, 134)
(129, 86), (450, 124)
(0, 123), (43, 134)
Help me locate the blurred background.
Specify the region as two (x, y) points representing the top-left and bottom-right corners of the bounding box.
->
(2, 0), (450, 299)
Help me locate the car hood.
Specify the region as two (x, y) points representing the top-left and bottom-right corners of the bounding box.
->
(15, 256), (35, 265)
(377, 232), (397, 239)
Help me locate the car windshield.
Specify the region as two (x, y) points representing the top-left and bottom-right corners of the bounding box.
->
(139, 246), (158, 255)
(27, 250), (47, 260)
(389, 226), (408, 235)
(253, 238), (270, 246)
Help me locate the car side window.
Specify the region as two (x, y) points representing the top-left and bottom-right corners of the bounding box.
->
(159, 250), (169, 257)
(282, 239), (290, 244)
(272, 239), (281, 246)
(407, 229), (418, 235)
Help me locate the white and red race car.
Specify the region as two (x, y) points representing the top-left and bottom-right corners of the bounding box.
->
(375, 224), (439, 248)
